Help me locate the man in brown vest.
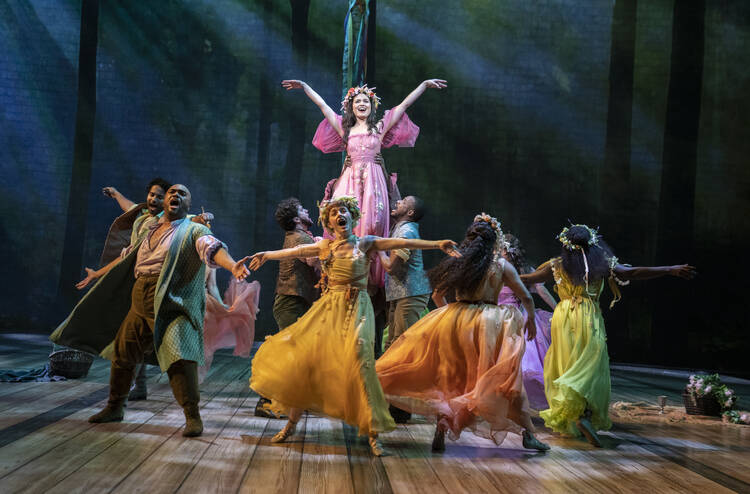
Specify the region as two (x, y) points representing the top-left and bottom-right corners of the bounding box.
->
(254, 197), (320, 417)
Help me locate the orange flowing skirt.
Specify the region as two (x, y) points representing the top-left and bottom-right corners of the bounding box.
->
(376, 302), (531, 444)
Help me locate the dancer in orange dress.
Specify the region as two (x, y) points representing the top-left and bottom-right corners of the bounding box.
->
(376, 214), (550, 452)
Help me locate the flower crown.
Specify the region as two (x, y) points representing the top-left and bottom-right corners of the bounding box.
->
(341, 85), (381, 112)
(317, 196), (361, 231)
(557, 224), (600, 250)
(473, 212), (508, 251)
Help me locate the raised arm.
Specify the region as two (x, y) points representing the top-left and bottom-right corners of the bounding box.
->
(282, 80), (343, 137)
(613, 263), (696, 281)
(383, 79), (447, 135)
(248, 241), (324, 271)
(102, 186), (136, 213)
(502, 262), (537, 341)
(520, 262), (555, 285)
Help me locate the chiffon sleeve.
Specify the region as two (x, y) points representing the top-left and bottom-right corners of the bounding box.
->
(380, 109), (420, 148)
(312, 114), (345, 153)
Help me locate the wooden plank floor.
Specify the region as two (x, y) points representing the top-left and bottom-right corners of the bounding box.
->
(0, 333), (748, 494)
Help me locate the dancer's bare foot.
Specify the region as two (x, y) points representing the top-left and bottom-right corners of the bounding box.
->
(369, 434), (386, 456)
(271, 420), (297, 443)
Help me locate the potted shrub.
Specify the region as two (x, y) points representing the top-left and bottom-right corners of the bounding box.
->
(682, 374), (737, 417)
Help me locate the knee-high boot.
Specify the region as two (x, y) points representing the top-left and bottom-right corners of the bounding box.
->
(128, 363), (148, 401)
(168, 360), (203, 437)
(89, 363), (134, 423)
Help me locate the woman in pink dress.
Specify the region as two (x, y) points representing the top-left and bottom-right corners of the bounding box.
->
(497, 234), (557, 410)
(281, 78), (447, 286)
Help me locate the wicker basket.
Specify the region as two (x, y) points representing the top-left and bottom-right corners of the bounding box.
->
(682, 391), (721, 417)
(48, 349), (94, 379)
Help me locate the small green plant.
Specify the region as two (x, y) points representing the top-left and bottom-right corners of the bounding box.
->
(686, 373), (738, 411)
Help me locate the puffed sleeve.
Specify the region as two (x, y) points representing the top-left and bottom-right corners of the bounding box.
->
(380, 109), (420, 148)
(312, 114), (345, 153)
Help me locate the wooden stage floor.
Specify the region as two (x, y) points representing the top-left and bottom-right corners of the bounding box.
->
(0, 333), (748, 494)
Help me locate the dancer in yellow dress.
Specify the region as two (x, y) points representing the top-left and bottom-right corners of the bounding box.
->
(247, 196), (459, 456)
(521, 224), (696, 446)
(377, 213), (550, 452)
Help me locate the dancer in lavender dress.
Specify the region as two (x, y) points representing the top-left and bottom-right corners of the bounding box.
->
(498, 234), (557, 409)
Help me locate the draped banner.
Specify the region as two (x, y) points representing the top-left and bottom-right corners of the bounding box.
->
(342, 0), (370, 98)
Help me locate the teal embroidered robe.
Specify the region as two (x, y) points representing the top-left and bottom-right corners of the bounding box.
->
(51, 219), (214, 371)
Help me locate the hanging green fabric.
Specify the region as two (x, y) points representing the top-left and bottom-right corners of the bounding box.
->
(342, 0), (369, 99)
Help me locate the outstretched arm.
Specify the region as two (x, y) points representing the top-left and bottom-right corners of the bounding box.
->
(613, 263), (696, 281)
(76, 256), (122, 290)
(212, 248), (250, 281)
(503, 262), (537, 341)
(520, 262), (555, 285)
(282, 80), (343, 137)
(383, 79), (447, 135)
(534, 283), (557, 310)
(248, 241), (323, 271)
(102, 186), (136, 213)
(370, 237), (460, 257)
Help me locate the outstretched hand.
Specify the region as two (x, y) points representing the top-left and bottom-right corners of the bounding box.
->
(438, 240), (461, 257)
(248, 252), (269, 271)
(524, 316), (537, 341)
(232, 256), (251, 281)
(423, 79), (447, 90)
(281, 80), (305, 91)
(670, 264), (697, 279)
(102, 186), (118, 198)
(76, 267), (99, 290)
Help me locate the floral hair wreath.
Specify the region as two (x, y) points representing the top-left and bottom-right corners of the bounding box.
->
(341, 85), (381, 112)
(473, 212), (508, 251)
(557, 224), (600, 251)
(317, 196), (361, 231)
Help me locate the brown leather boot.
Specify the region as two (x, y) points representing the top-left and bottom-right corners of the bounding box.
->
(168, 360), (203, 437)
(89, 364), (133, 423)
(128, 363), (148, 401)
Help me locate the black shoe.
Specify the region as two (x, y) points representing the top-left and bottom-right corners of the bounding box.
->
(389, 404), (412, 424)
(431, 426), (446, 453)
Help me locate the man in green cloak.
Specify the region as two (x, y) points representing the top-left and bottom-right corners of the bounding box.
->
(51, 184), (250, 437)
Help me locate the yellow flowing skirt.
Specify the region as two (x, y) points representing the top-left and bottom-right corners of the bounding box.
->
(250, 287), (395, 436)
(540, 298), (612, 435)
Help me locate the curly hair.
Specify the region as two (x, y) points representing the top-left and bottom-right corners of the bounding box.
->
(146, 177), (171, 195)
(502, 233), (534, 275)
(428, 220), (498, 295)
(318, 196), (361, 233)
(274, 197), (302, 231)
(341, 93), (380, 147)
(559, 225), (615, 286)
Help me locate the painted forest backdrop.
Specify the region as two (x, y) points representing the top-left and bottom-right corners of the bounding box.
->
(1, 0), (748, 375)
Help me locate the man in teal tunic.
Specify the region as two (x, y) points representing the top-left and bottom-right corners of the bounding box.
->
(52, 184), (250, 437)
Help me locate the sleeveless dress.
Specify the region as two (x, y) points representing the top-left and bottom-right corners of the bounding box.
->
(376, 258), (531, 444)
(249, 236), (395, 435)
(497, 285), (552, 409)
(539, 257), (620, 436)
(312, 110), (420, 286)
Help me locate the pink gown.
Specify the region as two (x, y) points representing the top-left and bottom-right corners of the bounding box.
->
(202, 278), (261, 373)
(497, 285), (553, 410)
(312, 110), (420, 286)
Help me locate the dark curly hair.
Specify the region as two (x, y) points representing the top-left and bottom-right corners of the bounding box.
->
(502, 233), (534, 275)
(559, 225), (615, 286)
(341, 93), (380, 147)
(146, 177), (171, 195)
(428, 220), (497, 295)
(275, 197), (302, 231)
